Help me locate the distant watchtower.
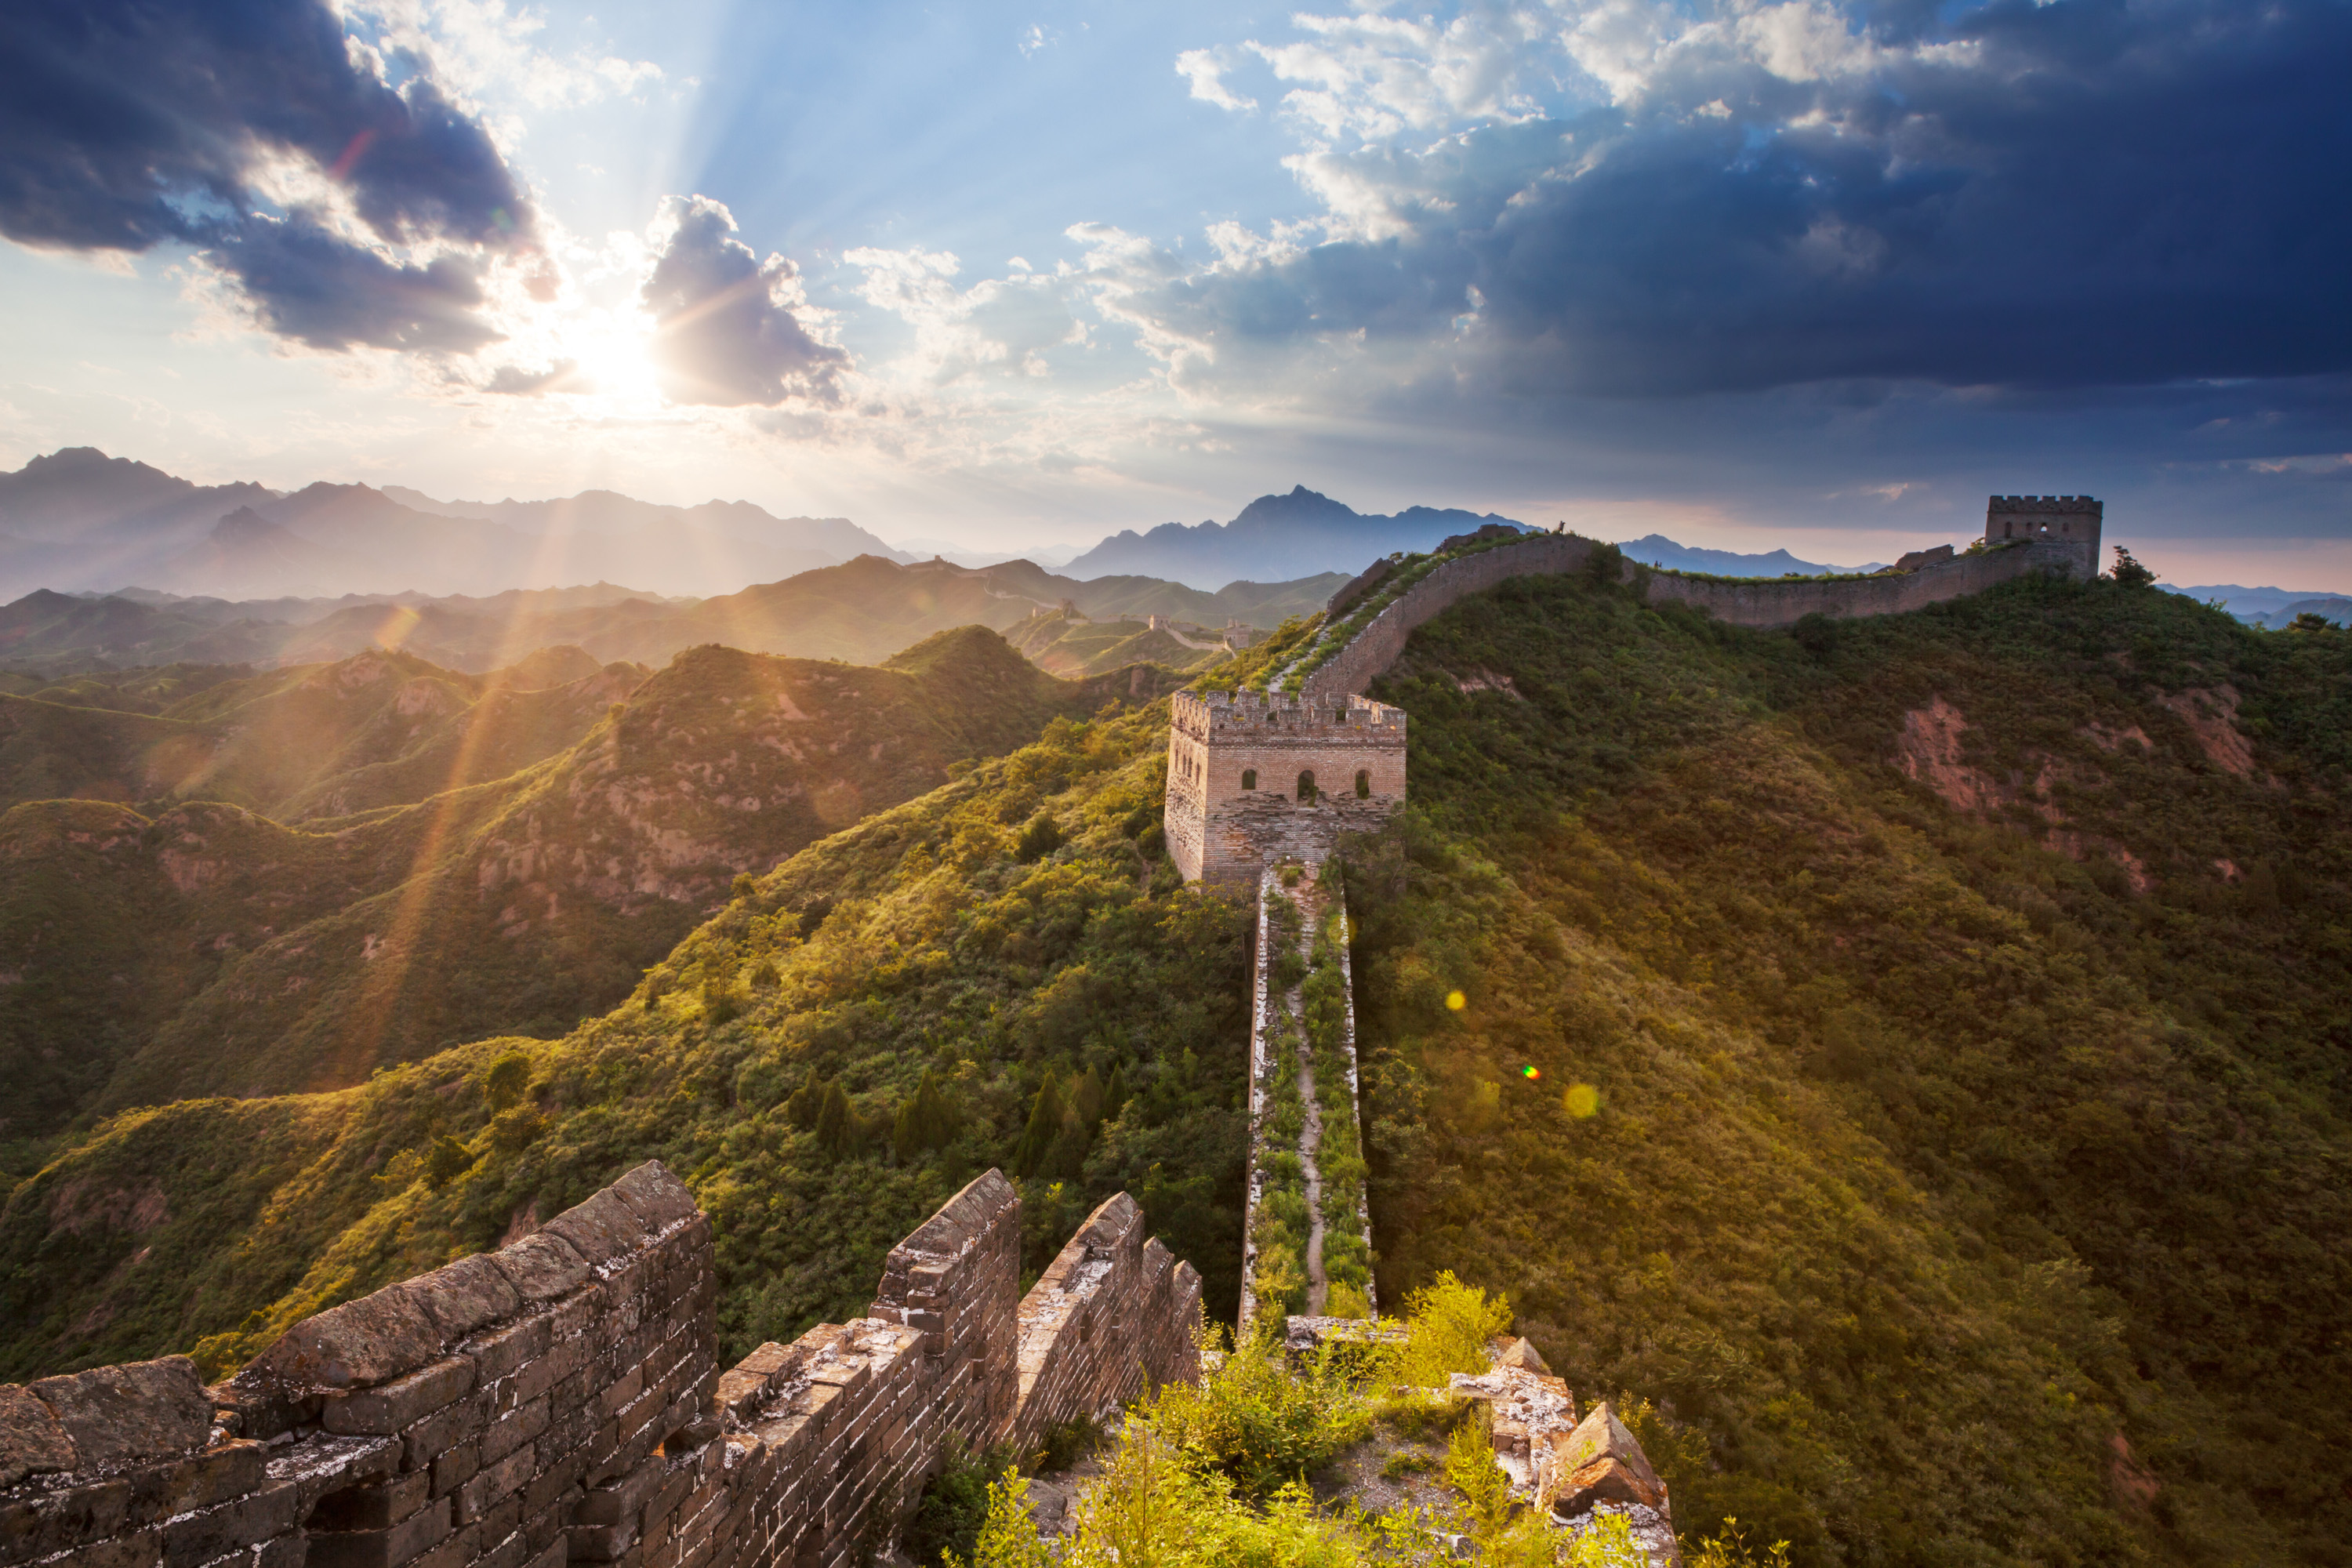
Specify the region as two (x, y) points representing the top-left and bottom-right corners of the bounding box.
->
(1164, 691), (1406, 886)
(1986, 495), (2102, 576)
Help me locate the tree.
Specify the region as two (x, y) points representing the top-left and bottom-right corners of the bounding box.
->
(786, 1066), (826, 1129)
(1014, 815), (1065, 865)
(2111, 546), (2156, 587)
(483, 1050), (531, 1112)
(425, 1134), (475, 1189)
(894, 1066), (959, 1160)
(815, 1080), (858, 1158)
(1011, 1071), (1065, 1177)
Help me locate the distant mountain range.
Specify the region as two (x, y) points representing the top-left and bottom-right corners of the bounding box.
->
(2163, 583), (2352, 628)
(1063, 486), (1532, 588)
(0, 448), (910, 601)
(1614, 533), (1887, 576)
(0, 557), (1347, 677)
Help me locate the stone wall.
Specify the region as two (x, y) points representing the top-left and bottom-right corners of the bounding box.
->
(1639, 539), (2093, 629)
(1298, 535), (1600, 706)
(0, 1166), (1202, 1568)
(1009, 1194), (1200, 1454)
(1294, 532), (2095, 705)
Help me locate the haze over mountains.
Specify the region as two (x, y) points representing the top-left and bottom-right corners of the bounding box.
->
(5, 452), (2344, 655)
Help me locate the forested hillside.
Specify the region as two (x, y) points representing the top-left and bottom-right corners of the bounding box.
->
(0, 569), (2343, 1566)
(0, 629), (1166, 1167)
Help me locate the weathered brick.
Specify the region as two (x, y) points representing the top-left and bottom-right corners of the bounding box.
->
(158, 1483), (302, 1568)
(455, 1444), (534, 1526)
(464, 1314), (552, 1388)
(489, 1235), (590, 1305)
(399, 1255), (523, 1348)
(325, 1359), (474, 1436)
(521, 1449), (590, 1517)
(427, 1439), (480, 1500)
(541, 1189), (649, 1272)
(30, 1359), (211, 1470)
(400, 1391), (485, 1472)
(303, 1495), (452, 1568)
(240, 1287), (441, 1395)
(566, 1515), (638, 1563)
(477, 1396), (548, 1467)
(0, 1383), (78, 1486)
(307, 1468), (434, 1533)
(509, 1337), (586, 1406)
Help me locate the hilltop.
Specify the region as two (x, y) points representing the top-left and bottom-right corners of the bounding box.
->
(0, 571), (2344, 1564)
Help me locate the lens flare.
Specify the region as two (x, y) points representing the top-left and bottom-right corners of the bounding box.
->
(1564, 1083), (1599, 1119)
(1445, 989), (1466, 1011)
(1521, 1065), (1541, 1080)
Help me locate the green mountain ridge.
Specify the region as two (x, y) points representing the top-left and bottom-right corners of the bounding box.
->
(0, 627), (1178, 1160)
(0, 575), (2345, 1566)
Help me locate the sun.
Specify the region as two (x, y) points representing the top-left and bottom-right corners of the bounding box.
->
(565, 321), (665, 410)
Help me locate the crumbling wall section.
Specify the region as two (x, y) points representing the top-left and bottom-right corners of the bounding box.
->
(0, 1160), (714, 1568)
(1009, 1194), (1201, 1455)
(0, 1167), (1202, 1568)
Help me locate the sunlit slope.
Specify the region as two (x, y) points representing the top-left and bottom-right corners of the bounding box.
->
(0, 646), (644, 819)
(1006, 612), (1225, 677)
(0, 700), (1250, 1396)
(1346, 572), (2350, 1565)
(0, 629), (1172, 1144)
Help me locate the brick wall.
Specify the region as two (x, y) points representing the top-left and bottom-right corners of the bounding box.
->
(1008, 1194), (1200, 1454)
(1294, 531), (2095, 704)
(1639, 539), (2094, 627)
(0, 1167), (1201, 1568)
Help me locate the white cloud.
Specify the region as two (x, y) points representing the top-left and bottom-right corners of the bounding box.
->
(1177, 49), (1258, 111)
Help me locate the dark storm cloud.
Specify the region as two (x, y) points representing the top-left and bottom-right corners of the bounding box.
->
(0, 0), (533, 351)
(1162, 0), (2352, 397)
(641, 198), (846, 407)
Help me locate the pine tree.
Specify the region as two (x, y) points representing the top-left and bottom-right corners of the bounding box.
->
(1102, 1065), (1129, 1126)
(893, 1066), (957, 1160)
(786, 1066), (825, 1129)
(815, 1080), (857, 1158)
(1011, 1071), (1064, 1177)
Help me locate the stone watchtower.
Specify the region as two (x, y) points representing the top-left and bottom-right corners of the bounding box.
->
(1164, 691), (1406, 886)
(1986, 495), (2102, 576)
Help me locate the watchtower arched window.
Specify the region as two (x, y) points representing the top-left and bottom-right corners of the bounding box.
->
(1241, 769), (1257, 791)
(1296, 770), (1316, 803)
(1355, 769), (1370, 798)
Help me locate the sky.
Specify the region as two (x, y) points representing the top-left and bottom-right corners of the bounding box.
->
(1, 0), (2347, 583)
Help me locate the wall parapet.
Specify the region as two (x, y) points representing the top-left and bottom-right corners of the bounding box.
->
(0, 1165), (1201, 1568)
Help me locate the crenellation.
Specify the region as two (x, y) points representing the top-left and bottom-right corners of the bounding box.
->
(0, 1164), (1200, 1568)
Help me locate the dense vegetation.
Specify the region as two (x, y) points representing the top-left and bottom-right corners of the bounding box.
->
(1, 565), (2343, 1568)
(0, 694), (1253, 1384)
(1345, 571), (2350, 1566)
(0, 630), (1168, 1167)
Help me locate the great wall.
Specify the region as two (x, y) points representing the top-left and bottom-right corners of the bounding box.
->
(0, 493), (2111, 1568)
(1163, 494), (2104, 890)
(0, 1167), (1200, 1568)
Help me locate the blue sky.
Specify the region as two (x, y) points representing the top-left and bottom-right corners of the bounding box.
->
(2, 0), (2347, 582)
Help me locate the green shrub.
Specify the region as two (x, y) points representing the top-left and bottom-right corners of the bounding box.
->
(1390, 1272), (1510, 1388)
(1147, 1324), (1370, 1499)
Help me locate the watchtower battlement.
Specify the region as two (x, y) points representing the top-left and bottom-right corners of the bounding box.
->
(1165, 691), (1406, 886)
(1987, 495), (2102, 561)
